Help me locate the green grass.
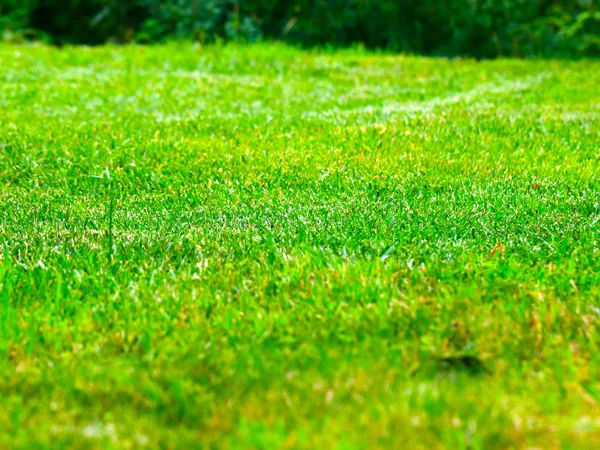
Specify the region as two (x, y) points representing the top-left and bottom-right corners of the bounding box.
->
(1, 42), (600, 449)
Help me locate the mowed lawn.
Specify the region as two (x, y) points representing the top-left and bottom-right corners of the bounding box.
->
(1, 43), (600, 449)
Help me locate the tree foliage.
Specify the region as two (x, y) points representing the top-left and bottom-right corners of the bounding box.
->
(1, 0), (599, 57)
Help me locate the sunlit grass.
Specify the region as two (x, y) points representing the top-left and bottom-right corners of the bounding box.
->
(1, 42), (600, 448)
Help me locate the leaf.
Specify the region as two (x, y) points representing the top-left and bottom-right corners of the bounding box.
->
(489, 243), (505, 258)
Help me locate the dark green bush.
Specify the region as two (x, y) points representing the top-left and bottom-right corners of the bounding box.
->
(1, 0), (598, 57)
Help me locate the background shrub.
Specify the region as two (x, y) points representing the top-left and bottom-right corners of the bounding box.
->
(0, 0), (598, 57)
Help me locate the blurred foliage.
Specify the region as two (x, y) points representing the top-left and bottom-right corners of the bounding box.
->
(0, 0), (599, 57)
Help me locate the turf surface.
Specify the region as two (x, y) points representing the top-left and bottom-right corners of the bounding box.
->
(1, 43), (600, 448)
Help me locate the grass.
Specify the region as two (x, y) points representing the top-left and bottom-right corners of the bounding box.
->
(1, 41), (600, 449)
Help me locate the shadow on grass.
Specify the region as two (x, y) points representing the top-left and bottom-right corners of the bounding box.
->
(412, 355), (491, 379)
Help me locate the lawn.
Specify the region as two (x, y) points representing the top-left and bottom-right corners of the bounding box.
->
(1, 42), (600, 449)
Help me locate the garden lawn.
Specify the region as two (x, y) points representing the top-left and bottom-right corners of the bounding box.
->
(1, 43), (600, 449)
